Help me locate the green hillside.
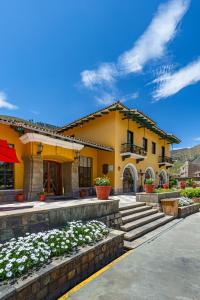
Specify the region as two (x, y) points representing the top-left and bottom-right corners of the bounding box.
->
(170, 145), (200, 174)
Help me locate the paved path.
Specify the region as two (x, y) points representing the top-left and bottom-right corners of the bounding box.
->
(0, 194), (136, 213)
(67, 213), (200, 300)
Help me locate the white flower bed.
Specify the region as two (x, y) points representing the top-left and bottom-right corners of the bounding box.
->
(178, 197), (194, 207)
(0, 220), (109, 282)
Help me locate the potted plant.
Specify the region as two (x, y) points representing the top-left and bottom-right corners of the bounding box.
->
(162, 183), (169, 189)
(186, 178), (193, 188)
(192, 182), (197, 188)
(144, 178), (155, 193)
(15, 192), (25, 202)
(38, 191), (46, 201)
(180, 181), (186, 189)
(95, 176), (111, 200)
(79, 189), (87, 198)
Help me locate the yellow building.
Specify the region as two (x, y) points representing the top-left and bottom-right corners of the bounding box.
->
(0, 101), (180, 201)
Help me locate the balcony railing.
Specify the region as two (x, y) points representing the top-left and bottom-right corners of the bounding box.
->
(158, 156), (174, 164)
(121, 143), (147, 158)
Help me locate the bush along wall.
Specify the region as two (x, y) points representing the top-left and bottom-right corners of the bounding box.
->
(180, 188), (200, 199)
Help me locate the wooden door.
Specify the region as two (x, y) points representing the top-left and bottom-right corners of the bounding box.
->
(43, 161), (62, 195)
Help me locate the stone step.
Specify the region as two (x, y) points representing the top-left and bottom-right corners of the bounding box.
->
(121, 212), (165, 232)
(122, 207), (156, 224)
(120, 204), (150, 217)
(124, 219), (182, 250)
(119, 202), (146, 211)
(124, 215), (174, 241)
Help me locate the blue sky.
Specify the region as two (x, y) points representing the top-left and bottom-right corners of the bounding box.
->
(0, 0), (199, 149)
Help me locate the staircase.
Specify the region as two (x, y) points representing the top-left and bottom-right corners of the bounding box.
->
(119, 202), (175, 249)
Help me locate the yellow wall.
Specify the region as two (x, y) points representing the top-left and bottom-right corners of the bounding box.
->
(0, 124), (24, 189)
(65, 112), (116, 147)
(29, 142), (75, 162)
(114, 111), (170, 190)
(63, 110), (172, 190)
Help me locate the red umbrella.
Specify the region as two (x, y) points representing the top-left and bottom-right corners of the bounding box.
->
(0, 139), (19, 163)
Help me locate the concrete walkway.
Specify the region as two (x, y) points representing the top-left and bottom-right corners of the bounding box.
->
(0, 194), (136, 212)
(67, 213), (200, 300)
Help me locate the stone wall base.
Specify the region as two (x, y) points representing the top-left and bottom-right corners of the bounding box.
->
(0, 230), (124, 300)
(0, 200), (121, 242)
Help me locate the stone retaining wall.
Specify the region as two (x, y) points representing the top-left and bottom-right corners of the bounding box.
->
(178, 204), (200, 218)
(136, 191), (181, 210)
(0, 200), (122, 242)
(0, 230), (124, 300)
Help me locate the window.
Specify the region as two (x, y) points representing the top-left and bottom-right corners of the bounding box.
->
(79, 156), (93, 187)
(0, 162), (14, 190)
(152, 142), (156, 154)
(127, 130), (134, 145)
(143, 138), (148, 152)
(161, 146), (165, 158)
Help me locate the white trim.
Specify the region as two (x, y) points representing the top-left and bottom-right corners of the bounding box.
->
(144, 167), (155, 180)
(159, 169), (168, 183)
(120, 152), (147, 159)
(20, 133), (84, 151)
(122, 163), (138, 192)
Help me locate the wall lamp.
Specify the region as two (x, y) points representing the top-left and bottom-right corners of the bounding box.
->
(37, 143), (43, 155)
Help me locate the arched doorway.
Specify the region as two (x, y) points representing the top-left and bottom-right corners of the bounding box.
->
(144, 167), (155, 183)
(122, 164), (138, 193)
(159, 170), (168, 186)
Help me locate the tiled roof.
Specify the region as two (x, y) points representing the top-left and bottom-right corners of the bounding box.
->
(58, 101), (181, 144)
(0, 115), (113, 152)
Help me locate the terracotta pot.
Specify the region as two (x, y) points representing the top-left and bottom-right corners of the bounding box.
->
(80, 189), (87, 198)
(15, 193), (25, 202)
(38, 194), (46, 201)
(192, 183), (197, 188)
(95, 186), (112, 200)
(145, 184), (155, 193)
(180, 181), (186, 189)
(162, 183), (169, 189)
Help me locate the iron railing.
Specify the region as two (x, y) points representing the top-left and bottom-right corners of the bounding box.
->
(158, 156), (174, 164)
(121, 143), (147, 157)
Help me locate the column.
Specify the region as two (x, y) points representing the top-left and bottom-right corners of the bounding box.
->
(23, 155), (43, 200)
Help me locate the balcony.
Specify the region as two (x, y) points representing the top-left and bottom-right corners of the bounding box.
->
(120, 143), (147, 160)
(158, 156), (174, 167)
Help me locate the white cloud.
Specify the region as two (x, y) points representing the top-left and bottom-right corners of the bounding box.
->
(119, 0), (189, 74)
(81, 63), (117, 89)
(81, 0), (189, 88)
(0, 92), (18, 110)
(95, 91), (139, 105)
(153, 58), (200, 100)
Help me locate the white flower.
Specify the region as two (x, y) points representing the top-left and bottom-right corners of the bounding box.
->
(6, 271), (12, 278)
(18, 265), (25, 272)
(5, 263), (12, 271)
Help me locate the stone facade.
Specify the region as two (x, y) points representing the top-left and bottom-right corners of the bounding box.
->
(0, 200), (122, 242)
(0, 230), (124, 300)
(23, 155), (43, 200)
(62, 161), (79, 198)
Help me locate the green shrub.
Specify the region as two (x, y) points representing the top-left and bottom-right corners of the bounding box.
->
(186, 179), (193, 187)
(181, 187), (200, 198)
(145, 178), (154, 185)
(153, 188), (178, 194)
(95, 176), (110, 186)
